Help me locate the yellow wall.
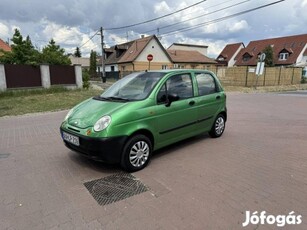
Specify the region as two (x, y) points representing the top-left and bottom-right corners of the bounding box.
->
(118, 61), (172, 72)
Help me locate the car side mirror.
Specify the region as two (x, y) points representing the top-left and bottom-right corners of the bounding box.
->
(165, 93), (179, 107)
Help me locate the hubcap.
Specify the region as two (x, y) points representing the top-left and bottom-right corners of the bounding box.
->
(215, 117), (225, 135)
(129, 141), (149, 167)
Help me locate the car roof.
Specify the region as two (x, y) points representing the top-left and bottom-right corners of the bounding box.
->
(147, 69), (214, 74)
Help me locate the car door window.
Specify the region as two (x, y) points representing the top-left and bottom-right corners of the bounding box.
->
(157, 74), (193, 103)
(196, 73), (218, 96)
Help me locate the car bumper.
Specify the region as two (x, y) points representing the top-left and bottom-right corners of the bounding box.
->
(60, 127), (128, 164)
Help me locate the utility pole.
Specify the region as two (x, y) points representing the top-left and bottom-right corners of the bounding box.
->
(100, 27), (106, 83)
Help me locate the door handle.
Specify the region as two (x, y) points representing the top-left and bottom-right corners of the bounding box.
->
(216, 95), (221, 100)
(189, 100), (195, 106)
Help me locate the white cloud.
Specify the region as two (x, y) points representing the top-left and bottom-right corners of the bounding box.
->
(302, 0), (307, 7)
(0, 22), (9, 38)
(43, 21), (82, 45)
(154, 1), (171, 15)
(229, 20), (249, 33)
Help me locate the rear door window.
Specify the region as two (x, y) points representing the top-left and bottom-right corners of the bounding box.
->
(195, 73), (218, 96)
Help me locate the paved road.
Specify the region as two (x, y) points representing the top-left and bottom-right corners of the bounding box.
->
(0, 92), (306, 230)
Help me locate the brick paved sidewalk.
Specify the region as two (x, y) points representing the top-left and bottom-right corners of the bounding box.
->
(0, 92), (306, 230)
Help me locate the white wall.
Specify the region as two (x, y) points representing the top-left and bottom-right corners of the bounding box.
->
(228, 44), (244, 67)
(135, 39), (171, 63)
(168, 44), (208, 56)
(295, 44), (307, 67)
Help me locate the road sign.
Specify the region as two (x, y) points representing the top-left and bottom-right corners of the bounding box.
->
(147, 54), (153, 62)
(256, 62), (265, 75)
(259, 53), (266, 62)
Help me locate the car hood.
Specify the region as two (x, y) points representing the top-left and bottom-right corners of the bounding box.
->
(67, 97), (128, 129)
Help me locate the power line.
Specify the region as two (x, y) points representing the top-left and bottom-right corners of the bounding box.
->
(160, 0), (285, 37)
(142, 0), (253, 34)
(106, 0), (246, 41)
(79, 30), (100, 48)
(104, 0), (207, 30)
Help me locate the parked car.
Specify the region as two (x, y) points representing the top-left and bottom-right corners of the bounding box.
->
(60, 69), (227, 171)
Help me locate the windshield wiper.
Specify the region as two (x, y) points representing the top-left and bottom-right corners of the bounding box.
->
(93, 95), (131, 102)
(106, 96), (131, 102)
(93, 95), (111, 101)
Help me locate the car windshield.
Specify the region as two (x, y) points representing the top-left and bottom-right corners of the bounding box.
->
(100, 72), (165, 101)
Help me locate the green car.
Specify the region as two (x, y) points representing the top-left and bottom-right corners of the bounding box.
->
(60, 69), (227, 171)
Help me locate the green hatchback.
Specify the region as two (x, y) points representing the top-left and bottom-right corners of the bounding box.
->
(60, 69), (227, 171)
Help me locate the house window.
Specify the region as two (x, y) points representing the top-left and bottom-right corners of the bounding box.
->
(173, 64), (185, 69)
(218, 57), (224, 61)
(243, 54), (251, 62)
(279, 53), (289, 60)
(162, 65), (168, 70)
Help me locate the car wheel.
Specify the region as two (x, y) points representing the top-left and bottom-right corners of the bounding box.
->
(121, 134), (152, 172)
(209, 114), (226, 138)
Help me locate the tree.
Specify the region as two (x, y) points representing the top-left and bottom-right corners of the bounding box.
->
(262, 45), (274, 67)
(41, 39), (71, 65)
(89, 50), (97, 78)
(74, 47), (81, 57)
(0, 29), (40, 65)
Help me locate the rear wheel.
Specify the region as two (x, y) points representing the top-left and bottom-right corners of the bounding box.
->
(209, 114), (226, 138)
(121, 134), (152, 172)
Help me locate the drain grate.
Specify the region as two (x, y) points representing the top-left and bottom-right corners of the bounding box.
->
(0, 153), (10, 159)
(84, 173), (149, 205)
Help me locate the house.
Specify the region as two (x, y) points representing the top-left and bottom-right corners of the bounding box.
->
(167, 43), (216, 69)
(167, 49), (216, 69)
(234, 34), (307, 66)
(0, 38), (11, 55)
(102, 35), (172, 75)
(168, 43), (208, 56)
(69, 55), (90, 69)
(216, 43), (244, 67)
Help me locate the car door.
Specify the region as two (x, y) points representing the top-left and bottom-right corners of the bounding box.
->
(194, 72), (224, 131)
(154, 73), (198, 148)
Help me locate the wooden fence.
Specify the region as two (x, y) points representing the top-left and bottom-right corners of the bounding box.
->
(206, 66), (302, 87)
(0, 64), (82, 91)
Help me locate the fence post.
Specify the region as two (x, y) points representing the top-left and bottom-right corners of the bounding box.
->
(263, 67), (266, 86)
(245, 66), (248, 87)
(40, 64), (51, 89)
(74, 65), (83, 88)
(278, 67), (281, 85)
(291, 67), (295, 84)
(0, 64), (7, 91)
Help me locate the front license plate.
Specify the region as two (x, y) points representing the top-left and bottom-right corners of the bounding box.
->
(62, 132), (80, 146)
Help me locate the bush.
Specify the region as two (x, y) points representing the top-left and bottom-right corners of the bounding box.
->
(82, 69), (90, 89)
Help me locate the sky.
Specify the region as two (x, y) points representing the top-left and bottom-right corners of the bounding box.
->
(0, 0), (306, 58)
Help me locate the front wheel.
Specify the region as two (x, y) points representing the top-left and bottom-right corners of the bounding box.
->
(121, 135), (152, 172)
(209, 114), (226, 138)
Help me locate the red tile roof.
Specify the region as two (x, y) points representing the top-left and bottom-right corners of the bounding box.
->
(235, 34), (307, 66)
(217, 43), (244, 62)
(0, 38), (11, 52)
(104, 35), (170, 65)
(167, 50), (216, 64)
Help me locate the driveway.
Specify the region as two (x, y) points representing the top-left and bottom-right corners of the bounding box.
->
(0, 92), (306, 229)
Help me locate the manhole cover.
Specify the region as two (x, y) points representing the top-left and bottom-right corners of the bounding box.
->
(0, 153), (10, 159)
(84, 173), (149, 205)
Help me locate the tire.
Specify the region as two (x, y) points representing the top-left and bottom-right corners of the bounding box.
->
(209, 114), (226, 138)
(121, 134), (152, 172)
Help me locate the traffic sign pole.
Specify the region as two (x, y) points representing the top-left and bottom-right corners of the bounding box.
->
(147, 54), (153, 71)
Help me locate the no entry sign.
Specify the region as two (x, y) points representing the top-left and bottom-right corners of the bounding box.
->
(147, 54), (153, 62)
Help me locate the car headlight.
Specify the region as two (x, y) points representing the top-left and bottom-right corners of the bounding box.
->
(94, 115), (111, 132)
(64, 109), (74, 121)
